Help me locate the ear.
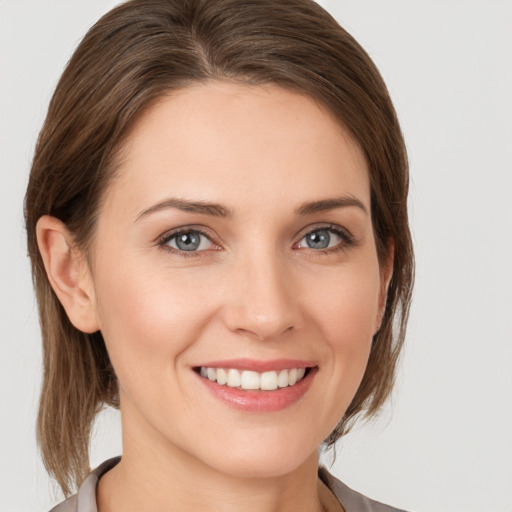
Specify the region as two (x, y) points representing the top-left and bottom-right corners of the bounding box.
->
(36, 215), (100, 333)
(375, 239), (394, 334)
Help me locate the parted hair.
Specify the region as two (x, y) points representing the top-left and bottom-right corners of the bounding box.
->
(25, 0), (414, 496)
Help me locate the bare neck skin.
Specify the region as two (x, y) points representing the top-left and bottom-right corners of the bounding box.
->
(97, 398), (343, 512)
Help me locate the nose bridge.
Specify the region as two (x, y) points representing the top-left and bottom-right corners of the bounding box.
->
(224, 245), (299, 340)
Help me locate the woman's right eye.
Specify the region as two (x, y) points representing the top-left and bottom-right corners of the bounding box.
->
(161, 230), (215, 253)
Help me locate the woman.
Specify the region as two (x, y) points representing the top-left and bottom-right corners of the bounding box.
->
(25, 0), (414, 510)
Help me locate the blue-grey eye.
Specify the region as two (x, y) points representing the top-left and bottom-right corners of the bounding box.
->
(166, 231), (212, 252)
(298, 229), (342, 250)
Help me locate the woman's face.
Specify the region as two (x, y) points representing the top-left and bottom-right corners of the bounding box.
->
(87, 82), (388, 477)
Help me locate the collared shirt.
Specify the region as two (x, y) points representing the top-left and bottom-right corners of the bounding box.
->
(49, 457), (407, 512)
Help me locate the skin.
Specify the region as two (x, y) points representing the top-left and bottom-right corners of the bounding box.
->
(37, 82), (392, 512)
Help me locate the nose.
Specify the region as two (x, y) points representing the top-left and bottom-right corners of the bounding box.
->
(221, 249), (301, 341)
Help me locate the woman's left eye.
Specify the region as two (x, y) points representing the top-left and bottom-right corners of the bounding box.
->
(296, 228), (348, 251)
(162, 230), (214, 252)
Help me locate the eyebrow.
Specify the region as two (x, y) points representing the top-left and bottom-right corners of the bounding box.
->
(136, 194), (367, 222)
(295, 196), (368, 216)
(136, 198), (232, 221)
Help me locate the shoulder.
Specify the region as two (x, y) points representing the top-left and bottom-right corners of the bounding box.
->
(319, 466), (409, 512)
(48, 495), (77, 512)
(48, 457), (121, 512)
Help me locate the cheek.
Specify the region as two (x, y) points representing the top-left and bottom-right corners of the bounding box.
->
(92, 259), (214, 387)
(307, 260), (381, 382)
(311, 262), (380, 341)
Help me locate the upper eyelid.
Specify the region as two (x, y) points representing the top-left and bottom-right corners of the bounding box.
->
(157, 225), (217, 245)
(294, 223), (354, 241)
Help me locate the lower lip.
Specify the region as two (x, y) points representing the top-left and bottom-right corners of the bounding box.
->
(196, 368), (317, 412)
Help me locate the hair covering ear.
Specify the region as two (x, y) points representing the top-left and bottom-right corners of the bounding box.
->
(376, 239), (394, 333)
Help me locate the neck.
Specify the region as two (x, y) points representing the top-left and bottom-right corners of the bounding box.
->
(97, 410), (333, 512)
(98, 447), (326, 512)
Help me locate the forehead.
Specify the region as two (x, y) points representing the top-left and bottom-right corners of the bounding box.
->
(104, 82), (370, 218)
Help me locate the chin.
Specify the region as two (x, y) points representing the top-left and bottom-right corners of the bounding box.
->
(192, 429), (321, 480)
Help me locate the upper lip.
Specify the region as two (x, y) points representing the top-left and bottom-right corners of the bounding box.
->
(194, 358), (317, 372)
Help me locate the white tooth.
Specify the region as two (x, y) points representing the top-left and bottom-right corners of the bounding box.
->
(278, 369), (289, 388)
(200, 367), (208, 378)
(297, 368), (306, 381)
(241, 370), (260, 390)
(260, 371), (278, 390)
(207, 367), (217, 381)
(217, 368), (227, 385)
(227, 369), (241, 388)
(288, 368), (298, 386)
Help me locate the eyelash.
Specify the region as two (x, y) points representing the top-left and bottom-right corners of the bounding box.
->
(157, 224), (356, 258)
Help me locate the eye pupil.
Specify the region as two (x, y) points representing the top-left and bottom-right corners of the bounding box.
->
(306, 230), (330, 249)
(176, 232), (200, 251)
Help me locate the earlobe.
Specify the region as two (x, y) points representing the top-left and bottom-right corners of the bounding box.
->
(36, 215), (100, 333)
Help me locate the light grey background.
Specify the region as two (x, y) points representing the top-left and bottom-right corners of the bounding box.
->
(1, 1), (511, 511)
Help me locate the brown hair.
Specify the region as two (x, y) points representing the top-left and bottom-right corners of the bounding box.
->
(25, 0), (413, 496)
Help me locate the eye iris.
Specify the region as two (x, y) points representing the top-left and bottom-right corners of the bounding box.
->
(175, 232), (200, 251)
(306, 230), (330, 249)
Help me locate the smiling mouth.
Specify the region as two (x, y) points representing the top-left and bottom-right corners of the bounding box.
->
(194, 366), (313, 391)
